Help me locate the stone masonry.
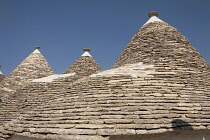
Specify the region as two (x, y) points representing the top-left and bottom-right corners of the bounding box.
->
(0, 11), (210, 140)
(63, 48), (102, 76)
(113, 19), (209, 71)
(0, 47), (54, 92)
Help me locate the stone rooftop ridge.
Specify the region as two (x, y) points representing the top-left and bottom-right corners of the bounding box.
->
(63, 48), (102, 76)
(112, 12), (209, 71)
(0, 47), (54, 91)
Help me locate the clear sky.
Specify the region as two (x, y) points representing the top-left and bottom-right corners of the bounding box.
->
(0, 0), (210, 76)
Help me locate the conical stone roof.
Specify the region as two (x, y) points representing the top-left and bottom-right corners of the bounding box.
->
(113, 11), (209, 71)
(63, 48), (102, 76)
(0, 46), (54, 91)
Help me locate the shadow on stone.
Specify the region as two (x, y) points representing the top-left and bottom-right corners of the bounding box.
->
(171, 119), (193, 131)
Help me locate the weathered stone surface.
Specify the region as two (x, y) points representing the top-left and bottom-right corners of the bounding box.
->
(63, 50), (101, 76)
(0, 48), (54, 92)
(0, 12), (210, 140)
(0, 73), (4, 82)
(113, 21), (209, 71)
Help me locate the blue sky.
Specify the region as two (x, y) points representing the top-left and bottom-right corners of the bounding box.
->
(0, 0), (210, 76)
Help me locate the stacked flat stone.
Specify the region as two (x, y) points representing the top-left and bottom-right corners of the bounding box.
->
(113, 12), (209, 71)
(0, 74), (82, 127)
(63, 48), (102, 76)
(0, 12), (210, 140)
(0, 48), (101, 130)
(0, 47), (54, 92)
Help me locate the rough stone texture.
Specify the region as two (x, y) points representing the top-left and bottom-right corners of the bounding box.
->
(0, 14), (210, 140)
(63, 55), (102, 76)
(113, 21), (209, 71)
(0, 74), (83, 126)
(1, 61), (210, 139)
(0, 49), (54, 92)
(0, 74), (4, 82)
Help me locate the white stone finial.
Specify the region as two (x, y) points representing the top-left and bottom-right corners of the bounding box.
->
(33, 46), (41, 53)
(143, 11), (163, 26)
(82, 48), (92, 57)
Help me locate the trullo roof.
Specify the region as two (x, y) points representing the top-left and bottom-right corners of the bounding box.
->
(113, 11), (209, 70)
(0, 46), (54, 91)
(63, 48), (102, 76)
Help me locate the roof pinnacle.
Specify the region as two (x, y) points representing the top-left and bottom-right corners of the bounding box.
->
(81, 48), (92, 57)
(35, 46), (40, 50)
(142, 11), (163, 26)
(83, 48), (91, 52)
(33, 46), (41, 54)
(148, 11), (159, 17)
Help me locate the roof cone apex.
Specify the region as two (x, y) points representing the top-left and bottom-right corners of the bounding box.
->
(63, 48), (101, 75)
(33, 46), (41, 54)
(143, 11), (163, 26)
(82, 48), (92, 57)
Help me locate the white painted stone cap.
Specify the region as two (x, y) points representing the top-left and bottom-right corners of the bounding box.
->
(82, 48), (92, 57)
(143, 11), (163, 26)
(33, 46), (41, 53)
